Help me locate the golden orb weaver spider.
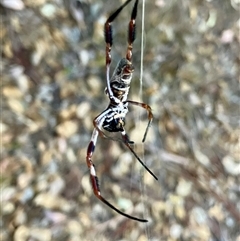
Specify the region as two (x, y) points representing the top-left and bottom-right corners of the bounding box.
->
(86, 0), (158, 222)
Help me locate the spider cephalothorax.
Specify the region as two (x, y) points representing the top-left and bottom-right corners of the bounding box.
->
(105, 58), (134, 101)
(86, 0), (158, 222)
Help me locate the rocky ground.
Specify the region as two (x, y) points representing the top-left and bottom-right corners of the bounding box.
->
(1, 0), (240, 240)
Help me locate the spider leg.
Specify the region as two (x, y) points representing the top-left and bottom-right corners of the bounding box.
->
(126, 0), (138, 61)
(93, 107), (156, 180)
(104, 0), (137, 103)
(121, 130), (158, 180)
(86, 129), (148, 222)
(127, 100), (153, 142)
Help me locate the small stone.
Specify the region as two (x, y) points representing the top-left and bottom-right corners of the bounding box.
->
(3, 86), (23, 98)
(17, 173), (33, 189)
(67, 219), (83, 236)
(151, 201), (166, 219)
(0, 122), (8, 133)
(2, 186), (17, 201)
(49, 176), (65, 195)
(117, 198), (133, 210)
(180, 82), (192, 92)
(176, 178), (192, 197)
(7, 99), (24, 114)
(170, 224), (183, 238)
(56, 120), (78, 138)
(16, 75), (29, 93)
(222, 155), (240, 176)
(87, 76), (102, 96)
(14, 225), (30, 241)
(76, 102), (91, 119)
(45, 210), (67, 224)
(79, 49), (90, 66)
(59, 105), (77, 120)
(189, 92), (201, 106)
(29, 228), (51, 241)
(14, 208), (27, 225)
(18, 187), (34, 203)
(25, 0), (46, 7)
(81, 175), (92, 196)
(208, 204), (224, 221)
(221, 29), (234, 44)
(34, 192), (72, 212)
(1, 0), (25, 10)
(194, 149), (210, 167)
(2, 202), (15, 214)
(191, 207), (208, 224)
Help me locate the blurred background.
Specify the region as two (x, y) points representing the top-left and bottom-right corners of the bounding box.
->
(1, 0), (240, 240)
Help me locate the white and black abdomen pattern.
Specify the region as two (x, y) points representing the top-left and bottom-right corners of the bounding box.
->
(102, 102), (128, 132)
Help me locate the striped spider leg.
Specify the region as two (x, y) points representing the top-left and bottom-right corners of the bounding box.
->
(86, 0), (158, 222)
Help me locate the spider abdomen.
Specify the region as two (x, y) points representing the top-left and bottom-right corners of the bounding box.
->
(103, 116), (126, 132)
(102, 103), (128, 132)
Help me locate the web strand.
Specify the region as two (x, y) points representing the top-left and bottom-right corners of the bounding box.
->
(139, 0), (151, 239)
(139, 0), (145, 100)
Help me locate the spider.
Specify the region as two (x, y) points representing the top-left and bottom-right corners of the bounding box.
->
(86, 0), (158, 222)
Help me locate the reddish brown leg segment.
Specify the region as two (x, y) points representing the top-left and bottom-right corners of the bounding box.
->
(86, 129), (148, 222)
(127, 100), (153, 142)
